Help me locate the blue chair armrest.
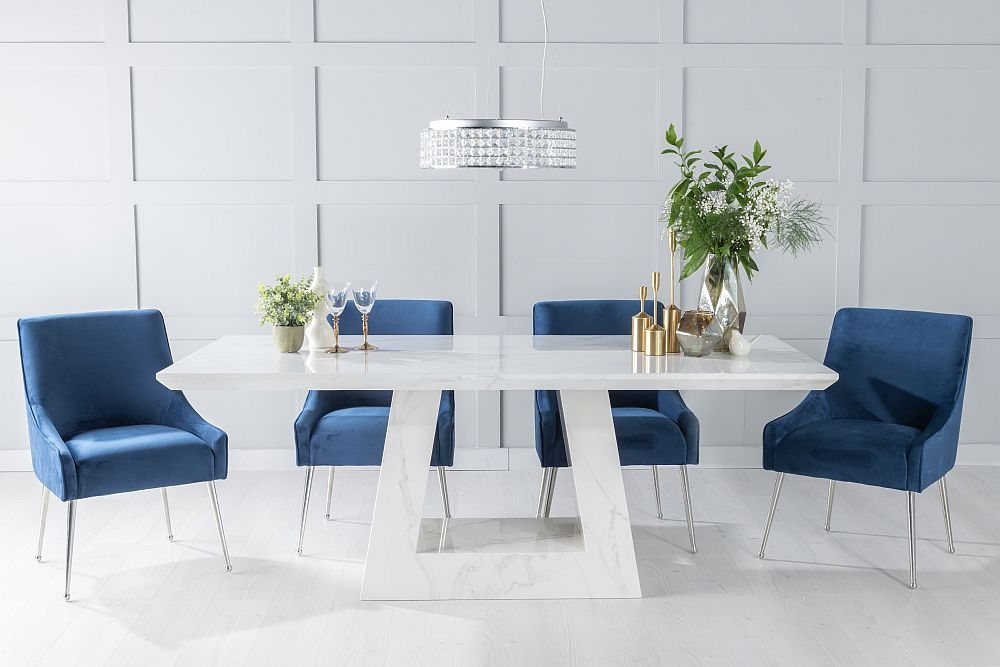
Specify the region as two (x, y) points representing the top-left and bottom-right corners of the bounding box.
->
(762, 391), (832, 470)
(657, 391), (700, 464)
(907, 398), (965, 492)
(534, 390), (567, 468)
(25, 403), (78, 501)
(161, 393), (228, 480)
(294, 390), (334, 466)
(433, 391), (457, 467)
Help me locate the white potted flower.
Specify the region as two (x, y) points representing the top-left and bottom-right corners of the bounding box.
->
(255, 273), (321, 353)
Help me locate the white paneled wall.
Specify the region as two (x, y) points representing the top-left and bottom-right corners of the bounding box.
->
(0, 0), (998, 464)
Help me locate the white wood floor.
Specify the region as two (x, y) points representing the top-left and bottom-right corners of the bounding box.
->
(1, 465), (998, 666)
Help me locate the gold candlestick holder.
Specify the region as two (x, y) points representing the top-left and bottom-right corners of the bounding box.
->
(631, 285), (652, 352)
(643, 271), (666, 356)
(325, 313), (350, 354)
(666, 229), (681, 354)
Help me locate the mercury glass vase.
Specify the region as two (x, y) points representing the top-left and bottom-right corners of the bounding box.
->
(697, 254), (746, 353)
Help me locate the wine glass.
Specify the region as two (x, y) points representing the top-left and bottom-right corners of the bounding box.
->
(325, 281), (352, 353)
(351, 280), (379, 351)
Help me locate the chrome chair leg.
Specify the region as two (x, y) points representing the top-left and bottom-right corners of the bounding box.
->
(679, 465), (698, 554)
(325, 467), (335, 520)
(297, 467), (315, 555)
(940, 475), (955, 554)
(35, 485), (49, 562)
(758, 472), (785, 559)
(207, 482), (232, 572)
(536, 468), (552, 518)
(64, 500), (76, 601)
(160, 488), (173, 541)
(907, 491), (917, 589)
(824, 480), (836, 531)
(543, 467), (558, 518)
(652, 465), (663, 520)
(437, 467), (452, 519)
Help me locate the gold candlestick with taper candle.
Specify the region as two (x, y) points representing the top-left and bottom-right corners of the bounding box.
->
(643, 271), (667, 356)
(631, 285), (652, 352)
(666, 229), (681, 353)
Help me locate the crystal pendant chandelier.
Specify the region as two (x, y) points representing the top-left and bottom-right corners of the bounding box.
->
(420, 0), (576, 170)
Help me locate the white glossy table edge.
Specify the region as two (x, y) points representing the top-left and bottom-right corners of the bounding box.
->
(157, 334), (838, 392)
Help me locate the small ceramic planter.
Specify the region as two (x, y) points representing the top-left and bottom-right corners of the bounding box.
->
(273, 325), (305, 353)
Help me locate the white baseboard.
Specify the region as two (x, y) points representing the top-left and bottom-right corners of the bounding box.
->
(2, 445), (999, 473)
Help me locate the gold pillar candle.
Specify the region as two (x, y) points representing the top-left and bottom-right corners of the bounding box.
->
(666, 306), (680, 353)
(644, 271), (666, 356)
(631, 285), (652, 352)
(666, 229), (681, 353)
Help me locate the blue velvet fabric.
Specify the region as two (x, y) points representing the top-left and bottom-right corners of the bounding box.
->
(296, 300), (456, 468)
(763, 308), (973, 492)
(533, 300), (699, 468)
(18, 310), (227, 501)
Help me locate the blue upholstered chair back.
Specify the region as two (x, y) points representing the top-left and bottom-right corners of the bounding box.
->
(332, 299), (454, 336)
(823, 308), (973, 431)
(19, 310), (177, 440)
(533, 299), (663, 410)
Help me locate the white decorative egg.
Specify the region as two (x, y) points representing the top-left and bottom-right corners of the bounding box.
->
(728, 330), (753, 356)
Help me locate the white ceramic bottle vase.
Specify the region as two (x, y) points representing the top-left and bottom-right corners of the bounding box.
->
(305, 266), (337, 350)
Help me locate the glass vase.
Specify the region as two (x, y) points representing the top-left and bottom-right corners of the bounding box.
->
(697, 254), (746, 353)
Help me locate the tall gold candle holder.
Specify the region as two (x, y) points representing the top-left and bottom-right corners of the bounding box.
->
(643, 271), (667, 356)
(631, 285), (652, 352)
(666, 229), (681, 353)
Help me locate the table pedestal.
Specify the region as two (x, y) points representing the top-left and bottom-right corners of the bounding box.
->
(360, 389), (642, 600)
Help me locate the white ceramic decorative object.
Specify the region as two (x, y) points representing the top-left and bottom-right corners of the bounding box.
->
(728, 330), (756, 356)
(304, 266), (336, 350)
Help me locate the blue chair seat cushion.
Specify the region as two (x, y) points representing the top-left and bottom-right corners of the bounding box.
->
(612, 407), (688, 467)
(307, 406), (452, 467)
(770, 419), (922, 490)
(65, 424), (217, 499)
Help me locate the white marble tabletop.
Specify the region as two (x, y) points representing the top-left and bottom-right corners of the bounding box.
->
(158, 334), (837, 392)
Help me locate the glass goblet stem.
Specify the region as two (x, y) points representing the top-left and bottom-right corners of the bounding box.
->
(326, 313), (349, 354)
(357, 312), (377, 351)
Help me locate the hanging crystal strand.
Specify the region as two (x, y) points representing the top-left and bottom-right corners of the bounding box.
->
(444, 0), (464, 118)
(539, 0), (549, 119)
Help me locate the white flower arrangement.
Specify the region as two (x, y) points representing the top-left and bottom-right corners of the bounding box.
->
(659, 124), (827, 281)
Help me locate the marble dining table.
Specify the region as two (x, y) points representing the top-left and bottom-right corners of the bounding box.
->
(157, 334), (838, 600)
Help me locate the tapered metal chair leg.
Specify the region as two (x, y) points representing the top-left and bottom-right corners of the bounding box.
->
(679, 465), (698, 554)
(758, 472), (785, 559)
(907, 491), (917, 589)
(437, 467), (452, 519)
(543, 467), (558, 518)
(161, 488), (173, 541)
(297, 467), (315, 555)
(64, 500), (76, 601)
(939, 475), (955, 554)
(325, 467), (335, 520)
(207, 482), (232, 572)
(35, 485), (49, 562)
(536, 468), (552, 518)
(824, 480), (836, 531)
(652, 466), (663, 520)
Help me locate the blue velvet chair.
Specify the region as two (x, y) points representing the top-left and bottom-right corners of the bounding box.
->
(533, 300), (701, 553)
(18, 310), (232, 600)
(293, 299), (456, 554)
(757, 307), (974, 588)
